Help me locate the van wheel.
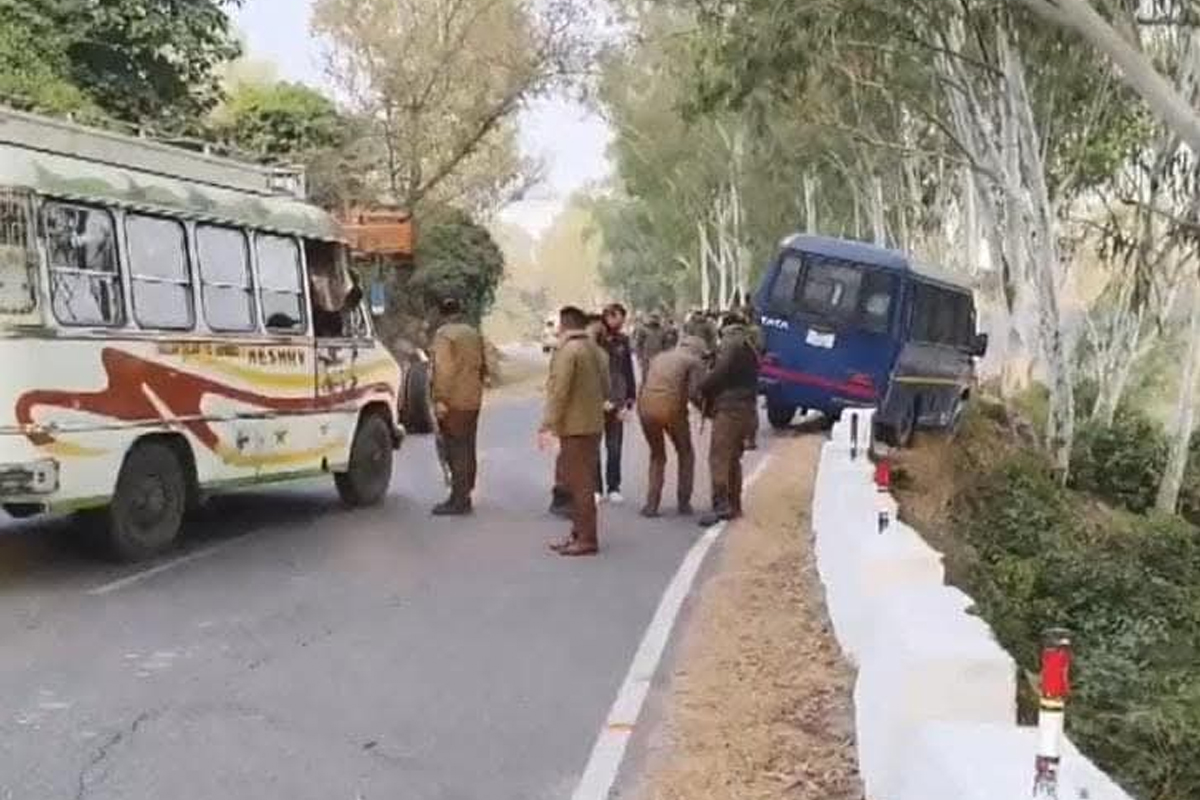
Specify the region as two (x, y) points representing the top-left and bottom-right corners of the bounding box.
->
(403, 361), (434, 434)
(336, 413), (394, 508)
(108, 441), (186, 562)
(767, 403), (796, 430)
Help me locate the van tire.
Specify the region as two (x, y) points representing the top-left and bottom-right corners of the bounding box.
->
(403, 361), (434, 434)
(107, 441), (187, 562)
(767, 403), (796, 430)
(335, 413), (394, 508)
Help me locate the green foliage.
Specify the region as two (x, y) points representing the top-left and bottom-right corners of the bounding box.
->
(0, 14), (96, 116)
(412, 209), (505, 324)
(950, 437), (1200, 800)
(374, 209), (505, 351)
(212, 82), (344, 158)
(1071, 410), (1169, 513)
(0, 0), (242, 125)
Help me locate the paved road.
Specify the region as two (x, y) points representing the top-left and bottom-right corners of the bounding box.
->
(0, 389), (766, 800)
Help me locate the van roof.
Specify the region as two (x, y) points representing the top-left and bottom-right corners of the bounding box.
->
(780, 234), (973, 294)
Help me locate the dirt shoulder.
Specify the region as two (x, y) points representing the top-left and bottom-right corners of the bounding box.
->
(631, 434), (862, 800)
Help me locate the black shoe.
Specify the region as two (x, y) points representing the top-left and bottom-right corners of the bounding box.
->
(678, 503), (694, 517)
(549, 503), (573, 519)
(640, 506), (661, 519)
(698, 511), (732, 528)
(433, 500), (472, 517)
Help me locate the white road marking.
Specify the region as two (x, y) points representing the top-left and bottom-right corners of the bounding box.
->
(571, 455), (775, 800)
(87, 545), (225, 596)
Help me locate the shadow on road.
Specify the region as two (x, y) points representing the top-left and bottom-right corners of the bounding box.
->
(0, 485), (348, 593)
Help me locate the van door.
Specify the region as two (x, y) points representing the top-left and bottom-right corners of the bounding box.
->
(889, 283), (975, 429)
(766, 252), (902, 412)
(309, 242), (362, 469)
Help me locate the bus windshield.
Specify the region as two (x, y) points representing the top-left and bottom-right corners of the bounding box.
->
(0, 190), (36, 315)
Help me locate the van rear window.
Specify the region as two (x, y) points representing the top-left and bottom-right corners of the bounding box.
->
(792, 255), (895, 333)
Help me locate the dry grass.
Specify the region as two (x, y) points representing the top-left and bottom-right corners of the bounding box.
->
(634, 435), (863, 800)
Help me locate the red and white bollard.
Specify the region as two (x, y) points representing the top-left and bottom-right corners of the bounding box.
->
(1033, 628), (1073, 797)
(874, 457), (892, 534)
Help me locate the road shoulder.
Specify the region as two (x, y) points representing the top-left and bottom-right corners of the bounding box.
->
(624, 434), (862, 800)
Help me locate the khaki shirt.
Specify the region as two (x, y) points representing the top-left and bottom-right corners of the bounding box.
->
(542, 331), (609, 437)
(638, 337), (706, 423)
(431, 318), (486, 412)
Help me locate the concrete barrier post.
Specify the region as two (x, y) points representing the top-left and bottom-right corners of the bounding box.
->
(1033, 629), (1073, 797)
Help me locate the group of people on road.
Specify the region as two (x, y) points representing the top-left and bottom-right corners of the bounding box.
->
(424, 294), (763, 559)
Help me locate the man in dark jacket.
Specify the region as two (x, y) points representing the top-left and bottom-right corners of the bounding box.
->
(697, 312), (761, 527)
(596, 303), (637, 503)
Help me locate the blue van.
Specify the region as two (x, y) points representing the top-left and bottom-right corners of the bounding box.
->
(753, 235), (988, 445)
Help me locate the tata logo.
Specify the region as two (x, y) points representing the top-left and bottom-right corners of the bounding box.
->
(762, 316), (790, 330)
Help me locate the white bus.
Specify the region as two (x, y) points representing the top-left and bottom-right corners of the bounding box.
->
(0, 108), (408, 560)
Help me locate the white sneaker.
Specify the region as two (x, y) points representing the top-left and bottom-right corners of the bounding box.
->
(608, 492), (625, 505)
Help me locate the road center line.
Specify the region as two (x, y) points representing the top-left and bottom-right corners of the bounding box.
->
(87, 545), (226, 597)
(571, 454), (775, 800)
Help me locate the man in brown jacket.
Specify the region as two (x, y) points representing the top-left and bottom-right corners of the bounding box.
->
(637, 335), (707, 518)
(539, 306), (609, 557)
(430, 297), (487, 516)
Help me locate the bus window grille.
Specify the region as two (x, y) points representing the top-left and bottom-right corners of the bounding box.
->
(0, 190), (36, 314)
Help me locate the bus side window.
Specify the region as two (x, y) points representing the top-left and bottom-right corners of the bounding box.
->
(126, 214), (194, 331)
(197, 225), (257, 333)
(256, 234), (306, 334)
(42, 201), (124, 327)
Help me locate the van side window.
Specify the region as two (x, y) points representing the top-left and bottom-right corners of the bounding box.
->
(767, 254), (802, 316)
(197, 225), (256, 332)
(912, 284), (973, 347)
(256, 234), (306, 334)
(859, 270), (896, 333)
(42, 201), (124, 327)
(126, 214), (194, 330)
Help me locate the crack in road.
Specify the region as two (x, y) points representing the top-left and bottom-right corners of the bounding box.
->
(75, 710), (158, 800)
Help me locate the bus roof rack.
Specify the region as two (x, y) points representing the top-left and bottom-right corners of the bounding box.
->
(0, 106), (307, 200)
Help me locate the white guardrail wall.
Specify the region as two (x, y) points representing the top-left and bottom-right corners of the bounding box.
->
(815, 410), (1133, 800)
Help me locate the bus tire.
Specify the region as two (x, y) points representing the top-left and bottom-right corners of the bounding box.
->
(403, 361), (434, 434)
(108, 440), (187, 562)
(335, 412), (394, 508)
(767, 403), (796, 430)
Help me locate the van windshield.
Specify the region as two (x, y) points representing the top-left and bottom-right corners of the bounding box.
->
(0, 190), (36, 315)
(787, 253), (896, 334)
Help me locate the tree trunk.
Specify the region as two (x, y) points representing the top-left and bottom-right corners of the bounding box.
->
(1015, 0), (1200, 156)
(870, 175), (887, 246)
(803, 172), (818, 234)
(1157, 276), (1200, 513)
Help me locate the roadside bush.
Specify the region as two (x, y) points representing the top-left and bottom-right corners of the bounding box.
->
(1070, 410), (1168, 513)
(1180, 432), (1200, 527)
(950, 450), (1200, 800)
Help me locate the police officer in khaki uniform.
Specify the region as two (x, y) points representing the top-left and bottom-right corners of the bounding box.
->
(539, 306), (610, 557)
(430, 297), (487, 516)
(696, 312), (760, 527)
(637, 335), (707, 518)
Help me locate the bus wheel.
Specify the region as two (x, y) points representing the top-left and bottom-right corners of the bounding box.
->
(108, 441), (187, 562)
(336, 413), (394, 508)
(403, 361), (434, 434)
(767, 403), (796, 430)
